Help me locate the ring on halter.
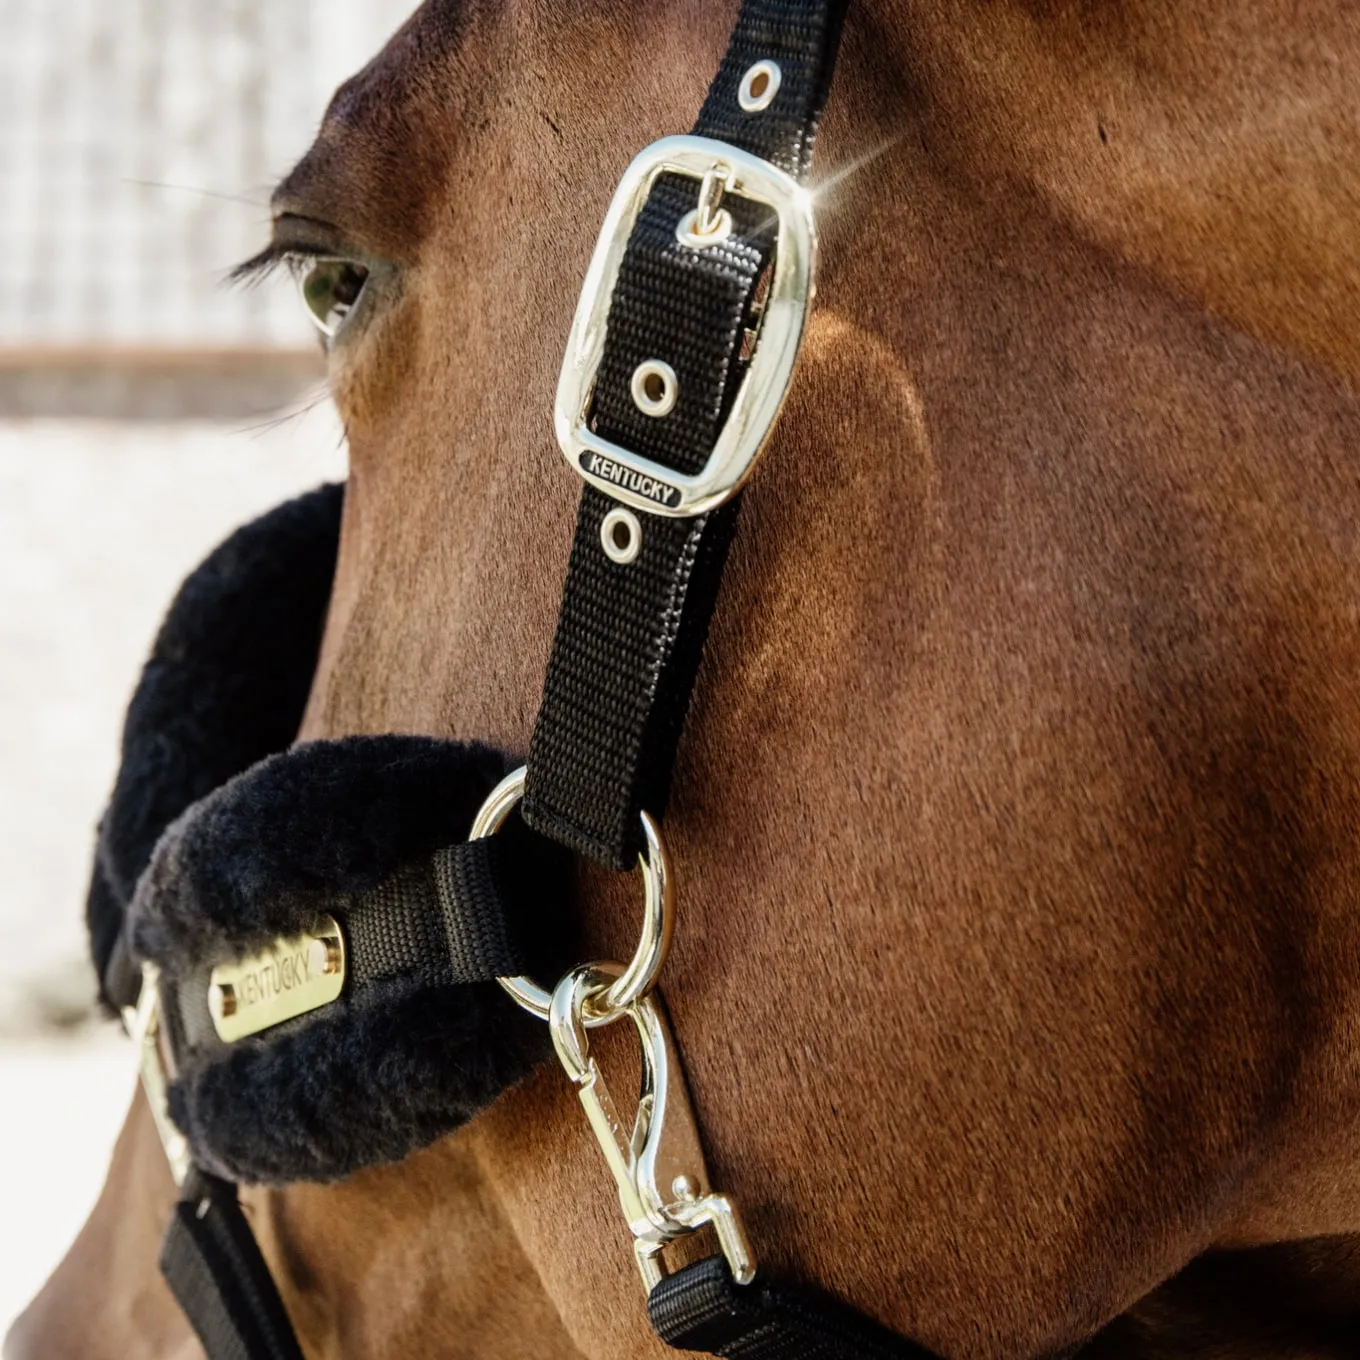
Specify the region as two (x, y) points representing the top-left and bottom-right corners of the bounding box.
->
(470, 765), (675, 1025)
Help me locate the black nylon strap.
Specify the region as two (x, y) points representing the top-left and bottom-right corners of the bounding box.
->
(165, 836), (532, 1064)
(346, 838), (530, 987)
(696, 0), (850, 177)
(102, 927), (144, 1012)
(649, 1258), (941, 1360)
(523, 0), (848, 869)
(160, 1169), (304, 1360)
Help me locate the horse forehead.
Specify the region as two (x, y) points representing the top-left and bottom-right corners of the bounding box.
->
(270, 0), (479, 255)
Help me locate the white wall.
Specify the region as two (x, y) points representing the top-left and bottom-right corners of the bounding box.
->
(0, 0), (413, 350)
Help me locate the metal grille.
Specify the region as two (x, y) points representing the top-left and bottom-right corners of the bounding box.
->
(0, 0), (403, 352)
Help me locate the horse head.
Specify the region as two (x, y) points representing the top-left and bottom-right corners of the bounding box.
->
(10, 1), (1360, 1356)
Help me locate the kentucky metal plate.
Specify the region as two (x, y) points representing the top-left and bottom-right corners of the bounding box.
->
(208, 916), (346, 1042)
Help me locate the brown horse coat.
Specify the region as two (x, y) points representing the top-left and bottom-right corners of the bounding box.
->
(10, 1), (1360, 1356)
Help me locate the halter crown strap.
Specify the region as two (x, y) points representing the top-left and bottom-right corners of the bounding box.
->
(522, 0), (847, 869)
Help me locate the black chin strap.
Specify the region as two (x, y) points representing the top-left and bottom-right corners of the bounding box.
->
(652, 1256), (940, 1359)
(161, 1171), (305, 1360)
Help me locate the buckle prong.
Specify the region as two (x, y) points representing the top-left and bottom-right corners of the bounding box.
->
(677, 166), (734, 248)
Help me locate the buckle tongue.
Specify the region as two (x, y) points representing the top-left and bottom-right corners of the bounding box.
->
(555, 134), (816, 519)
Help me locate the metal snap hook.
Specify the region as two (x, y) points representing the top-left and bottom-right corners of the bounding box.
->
(470, 766), (675, 1023)
(549, 963), (757, 1293)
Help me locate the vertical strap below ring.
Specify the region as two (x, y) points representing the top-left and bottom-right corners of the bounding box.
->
(160, 1168), (305, 1360)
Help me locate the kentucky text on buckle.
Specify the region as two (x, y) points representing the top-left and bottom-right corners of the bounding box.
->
(207, 915), (346, 1042)
(555, 134), (816, 519)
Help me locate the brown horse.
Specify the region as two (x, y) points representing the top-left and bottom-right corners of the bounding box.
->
(10, 0), (1360, 1355)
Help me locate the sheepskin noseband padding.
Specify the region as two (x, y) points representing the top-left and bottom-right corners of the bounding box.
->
(130, 735), (563, 1184)
(88, 482), (344, 1007)
(87, 483), (566, 1184)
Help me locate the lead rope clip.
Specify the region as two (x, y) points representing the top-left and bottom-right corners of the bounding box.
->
(549, 963), (756, 1293)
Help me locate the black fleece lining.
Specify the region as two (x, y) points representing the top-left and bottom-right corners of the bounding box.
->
(128, 734), (569, 1182)
(87, 485), (568, 1184)
(88, 482), (344, 1006)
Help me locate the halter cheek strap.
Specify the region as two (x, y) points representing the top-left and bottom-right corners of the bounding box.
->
(511, 1), (942, 1354)
(524, 0), (848, 868)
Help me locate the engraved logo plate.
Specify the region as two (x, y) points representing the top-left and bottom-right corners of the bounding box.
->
(208, 915), (346, 1042)
(581, 452), (682, 510)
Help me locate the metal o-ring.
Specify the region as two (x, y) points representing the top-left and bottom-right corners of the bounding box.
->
(472, 766), (676, 1025)
(738, 60), (782, 113)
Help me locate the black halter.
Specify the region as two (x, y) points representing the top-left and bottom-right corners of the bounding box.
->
(94, 2), (943, 1355)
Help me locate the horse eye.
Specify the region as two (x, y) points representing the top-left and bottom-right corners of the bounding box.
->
(299, 258), (370, 338)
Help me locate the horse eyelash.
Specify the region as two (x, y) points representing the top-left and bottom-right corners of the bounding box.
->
(229, 243), (324, 288)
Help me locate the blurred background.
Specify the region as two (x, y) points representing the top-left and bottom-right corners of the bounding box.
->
(0, 0), (405, 1334)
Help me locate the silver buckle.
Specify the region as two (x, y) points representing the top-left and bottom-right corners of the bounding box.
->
(554, 135), (816, 519)
(123, 963), (191, 1187)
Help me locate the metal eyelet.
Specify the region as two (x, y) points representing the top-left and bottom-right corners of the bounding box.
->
(601, 507), (643, 564)
(738, 60), (781, 113)
(675, 166), (734, 250)
(631, 360), (678, 417)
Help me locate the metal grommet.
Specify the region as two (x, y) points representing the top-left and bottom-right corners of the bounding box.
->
(472, 766), (676, 1025)
(676, 207), (734, 249)
(738, 60), (782, 113)
(631, 359), (678, 417)
(601, 507), (643, 565)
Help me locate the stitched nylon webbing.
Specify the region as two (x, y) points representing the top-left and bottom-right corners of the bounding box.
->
(522, 0), (847, 869)
(348, 839), (526, 986)
(649, 1258), (941, 1360)
(160, 1170), (304, 1360)
(168, 839), (530, 1063)
(697, 0), (850, 176)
